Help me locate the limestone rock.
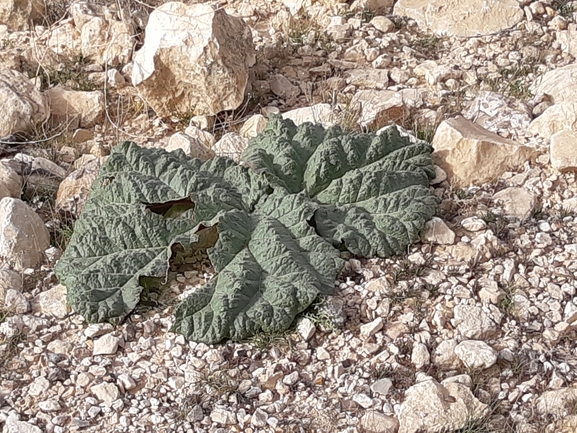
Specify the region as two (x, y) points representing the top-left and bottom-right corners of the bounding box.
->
(556, 29), (577, 57)
(270, 74), (300, 100)
(370, 16), (395, 33)
(411, 342), (430, 369)
(351, 89), (408, 130)
(93, 334), (123, 355)
(5, 288), (28, 313)
(210, 406), (236, 425)
(0, 162), (21, 200)
(454, 340), (498, 369)
(38, 400), (62, 412)
(536, 387), (577, 416)
(361, 411), (398, 433)
(421, 217), (455, 245)
(184, 125), (216, 149)
(371, 378), (393, 396)
(393, 0), (523, 37)
(239, 115), (268, 138)
(251, 408), (268, 428)
(529, 102), (577, 138)
(213, 133), (248, 162)
(351, 0), (394, 14)
(297, 317), (316, 341)
(132, 2), (255, 117)
(68, 1), (133, 65)
(478, 278), (505, 304)
(432, 117), (538, 187)
(0, 0), (44, 31)
(56, 157), (104, 217)
(166, 132), (216, 161)
(550, 130), (577, 170)
(0, 69), (49, 138)
(0, 268), (22, 303)
(463, 91), (532, 135)
(432, 339), (461, 369)
(47, 22), (81, 59)
(452, 304), (502, 339)
(531, 63), (577, 105)
(91, 382), (120, 407)
(3, 413), (42, 433)
(398, 377), (488, 433)
(45, 87), (104, 129)
(29, 376), (50, 396)
(282, 103), (336, 127)
(0, 197), (50, 271)
(492, 187), (535, 220)
(32, 284), (68, 319)
(360, 317), (383, 337)
(461, 217), (486, 232)
(344, 69), (389, 90)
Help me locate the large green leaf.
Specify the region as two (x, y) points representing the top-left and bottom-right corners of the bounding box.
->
(55, 117), (438, 344)
(172, 191), (342, 342)
(243, 117), (438, 256)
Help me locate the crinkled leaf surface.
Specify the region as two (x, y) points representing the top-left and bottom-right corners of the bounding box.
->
(56, 117), (437, 344)
(243, 117), (438, 256)
(172, 190), (342, 342)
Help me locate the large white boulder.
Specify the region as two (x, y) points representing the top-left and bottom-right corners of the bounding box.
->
(132, 2), (255, 117)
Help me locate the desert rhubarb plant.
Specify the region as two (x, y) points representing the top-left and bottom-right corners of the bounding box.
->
(55, 116), (438, 343)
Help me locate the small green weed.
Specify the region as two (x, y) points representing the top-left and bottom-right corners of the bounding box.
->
(0, 330), (26, 375)
(552, 0), (576, 17)
(391, 259), (429, 283)
(41, 0), (74, 26)
(453, 188), (474, 200)
(0, 306), (9, 324)
(302, 296), (339, 333)
(369, 364), (394, 380)
(485, 65), (535, 101)
(412, 33), (445, 59)
(498, 284), (517, 315)
(246, 329), (295, 351)
(481, 210), (510, 241)
(531, 205), (547, 221)
(195, 370), (239, 397)
(28, 54), (96, 92)
(452, 416), (492, 433)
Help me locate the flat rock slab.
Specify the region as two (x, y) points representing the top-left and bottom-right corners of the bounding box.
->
(394, 0), (523, 37)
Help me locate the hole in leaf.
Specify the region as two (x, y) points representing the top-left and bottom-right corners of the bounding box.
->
(145, 198), (195, 218)
(134, 225), (218, 316)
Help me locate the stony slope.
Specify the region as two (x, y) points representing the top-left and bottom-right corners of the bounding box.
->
(1, 0), (577, 432)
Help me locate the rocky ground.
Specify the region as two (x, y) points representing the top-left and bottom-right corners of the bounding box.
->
(2, 0), (577, 432)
